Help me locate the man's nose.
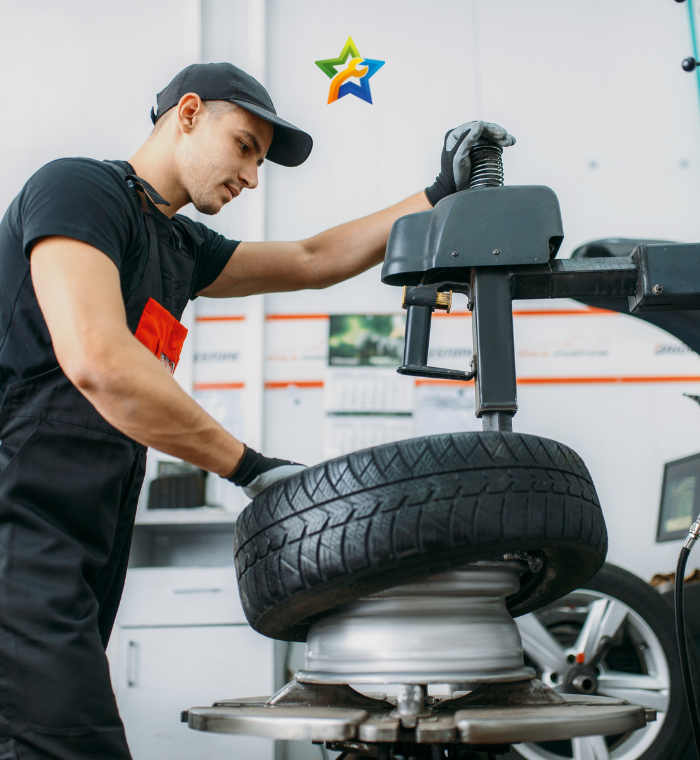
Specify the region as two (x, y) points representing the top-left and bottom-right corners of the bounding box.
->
(240, 164), (258, 190)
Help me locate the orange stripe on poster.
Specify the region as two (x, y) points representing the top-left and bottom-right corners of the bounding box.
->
(415, 376), (700, 387)
(265, 381), (325, 389)
(195, 315), (246, 322)
(266, 314), (330, 320)
(260, 376), (700, 390)
(193, 382), (246, 390)
(433, 307), (615, 318)
(512, 307), (614, 317)
(517, 375), (700, 385)
(263, 308), (614, 321)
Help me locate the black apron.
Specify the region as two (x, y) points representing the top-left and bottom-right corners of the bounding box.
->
(0, 164), (195, 760)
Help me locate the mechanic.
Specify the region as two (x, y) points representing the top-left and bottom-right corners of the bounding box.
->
(0, 61), (514, 759)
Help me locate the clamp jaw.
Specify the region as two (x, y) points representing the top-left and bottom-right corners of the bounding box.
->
(398, 282), (475, 382)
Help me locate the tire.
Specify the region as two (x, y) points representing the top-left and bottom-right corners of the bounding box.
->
(509, 563), (698, 760)
(234, 432), (607, 641)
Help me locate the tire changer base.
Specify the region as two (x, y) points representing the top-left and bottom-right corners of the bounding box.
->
(185, 143), (700, 757)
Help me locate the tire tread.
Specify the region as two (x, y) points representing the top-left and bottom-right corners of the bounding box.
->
(234, 432), (606, 640)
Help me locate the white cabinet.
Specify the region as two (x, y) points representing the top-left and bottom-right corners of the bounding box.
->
(115, 567), (246, 627)
(108, 568), (274, 760)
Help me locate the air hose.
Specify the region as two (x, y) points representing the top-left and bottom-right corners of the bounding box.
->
(675, 515), (700, 757)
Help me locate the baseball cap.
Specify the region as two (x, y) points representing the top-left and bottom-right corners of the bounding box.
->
(151, 62), (313, 167)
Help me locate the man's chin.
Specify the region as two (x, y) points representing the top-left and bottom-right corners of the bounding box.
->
(192, 199), (225, 216)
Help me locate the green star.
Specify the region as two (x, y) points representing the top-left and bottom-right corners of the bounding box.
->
(315, 36), (362, 79)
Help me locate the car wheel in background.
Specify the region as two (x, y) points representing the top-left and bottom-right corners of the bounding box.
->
(508, 563), (696, 760)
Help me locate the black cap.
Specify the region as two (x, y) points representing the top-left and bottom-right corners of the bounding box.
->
(151, 62), (312, 167)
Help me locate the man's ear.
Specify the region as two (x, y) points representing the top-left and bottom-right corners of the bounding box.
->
(176, 93), (204, 133)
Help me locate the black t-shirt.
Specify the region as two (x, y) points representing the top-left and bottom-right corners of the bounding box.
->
(0, 157), (240, 395)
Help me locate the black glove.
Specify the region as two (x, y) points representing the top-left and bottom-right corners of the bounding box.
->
(425, 120), (516, 207)
(225, 445), (306, 499)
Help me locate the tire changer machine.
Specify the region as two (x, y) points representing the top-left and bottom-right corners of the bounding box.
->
(183, 141), (700, 759)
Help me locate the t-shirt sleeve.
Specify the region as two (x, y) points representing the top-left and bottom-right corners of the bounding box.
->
(19, 158), (137, 269)
(179, 218), (240, 299)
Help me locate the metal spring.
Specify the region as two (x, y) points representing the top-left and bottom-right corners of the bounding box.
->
(468, 138), (504, 189)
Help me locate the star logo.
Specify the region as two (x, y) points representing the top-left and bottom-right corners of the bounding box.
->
(315, 36), (385, 105)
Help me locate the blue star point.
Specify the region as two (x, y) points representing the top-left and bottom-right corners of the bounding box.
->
(315, 37), (385, 104)
(338, 57), (385, 104)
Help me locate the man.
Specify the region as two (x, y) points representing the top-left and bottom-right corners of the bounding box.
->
(0, 62), (514, 759)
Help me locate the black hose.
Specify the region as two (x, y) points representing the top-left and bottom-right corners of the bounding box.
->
(675, 544), (700, 757)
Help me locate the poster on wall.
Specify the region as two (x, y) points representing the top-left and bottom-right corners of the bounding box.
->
(193, 389), (245, 440)
(417, 312), (481, 435)
(324, 314), (415, 458)
(416, 383), (481, 436)
(264, 315), (328, 383)
(191, 308), (250, 512)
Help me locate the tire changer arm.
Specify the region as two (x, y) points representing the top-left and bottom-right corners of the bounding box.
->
(382, 139), (700, 431)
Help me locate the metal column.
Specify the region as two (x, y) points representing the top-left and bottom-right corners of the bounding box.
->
(471, 268), (517, 431)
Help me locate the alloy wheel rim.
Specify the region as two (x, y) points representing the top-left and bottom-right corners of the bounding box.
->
(298, 563), (534, 684)
(512, 588), (670, 760)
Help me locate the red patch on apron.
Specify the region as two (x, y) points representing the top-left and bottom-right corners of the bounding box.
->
(134, 297), (188, 374)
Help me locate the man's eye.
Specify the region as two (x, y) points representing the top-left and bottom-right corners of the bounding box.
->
(240, 142), (249, 152)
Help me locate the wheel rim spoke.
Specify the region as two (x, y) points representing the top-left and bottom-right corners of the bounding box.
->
(513, 587), (670, 760)
(596, 671), (666, 691)
(573, 599), (628, 662)
(596, 685), (669, 712)
(516, 613), (568, 673)
(597, 669), (669, 712)
(572, 735), (610, 760)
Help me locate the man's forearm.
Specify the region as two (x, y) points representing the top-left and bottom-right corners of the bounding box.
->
(199, 191), (432, 298)
(301, 190), (430, 287)
(74, 335), (244, 477)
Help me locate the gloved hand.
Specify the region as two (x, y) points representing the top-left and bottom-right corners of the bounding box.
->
(425, 120), (516, 206)
(225, 445), (306, 499)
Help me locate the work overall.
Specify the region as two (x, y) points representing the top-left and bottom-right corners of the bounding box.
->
(0, 163), (196, 760)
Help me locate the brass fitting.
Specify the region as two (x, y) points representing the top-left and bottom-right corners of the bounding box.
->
(435, 291), (452, 312)
(402, 286), (452, 313)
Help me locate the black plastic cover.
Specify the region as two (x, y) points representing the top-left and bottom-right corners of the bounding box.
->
(381, 185), (564, 286)
(571, 237), (674, 260)
(630, 244), (700, 313)
(571, 237), (700, 356)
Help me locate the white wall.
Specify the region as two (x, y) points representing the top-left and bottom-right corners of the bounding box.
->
(0, 0), (201, 213)
(2, 0), (700, 577)
(0, 0), (203, 486)
(478, 0), (700, 251)
(265, 0), (700, 290)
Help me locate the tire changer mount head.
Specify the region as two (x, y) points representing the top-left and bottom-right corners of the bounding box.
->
(183, 142), (700, 758)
